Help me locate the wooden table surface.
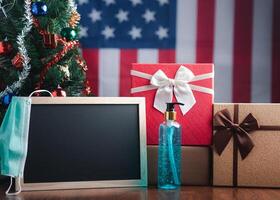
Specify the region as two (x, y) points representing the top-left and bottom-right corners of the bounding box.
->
(1, 184), (280, 200)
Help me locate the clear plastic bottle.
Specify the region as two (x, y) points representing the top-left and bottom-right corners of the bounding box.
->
(158, 103), (183, 190)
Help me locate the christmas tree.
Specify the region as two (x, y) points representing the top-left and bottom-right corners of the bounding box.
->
(0, 0), (92, 121)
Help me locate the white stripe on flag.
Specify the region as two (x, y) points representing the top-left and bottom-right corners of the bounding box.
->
(138, 49), (158, 63)
(176, 0), (197, 63)
(99, 49), (120, 97)
(213, 0), (235, 102)
(251, 0), (273, 102)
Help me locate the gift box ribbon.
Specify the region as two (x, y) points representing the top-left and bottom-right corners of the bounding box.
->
(131, 65), (214, 115)
(214, 105), (280, 186)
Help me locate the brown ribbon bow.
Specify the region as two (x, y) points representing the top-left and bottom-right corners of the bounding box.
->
(214, 109), (259, 160)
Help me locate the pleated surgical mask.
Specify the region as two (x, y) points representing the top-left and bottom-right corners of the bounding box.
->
(0, 90), (52, 195)
(0, 97), (31, 195)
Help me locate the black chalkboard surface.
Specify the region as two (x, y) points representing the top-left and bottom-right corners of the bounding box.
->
(20, 97), (147, 191)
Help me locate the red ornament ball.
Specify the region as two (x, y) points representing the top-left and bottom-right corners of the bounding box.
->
(51, 85), (67, 97)
(0, 41), (13, 55)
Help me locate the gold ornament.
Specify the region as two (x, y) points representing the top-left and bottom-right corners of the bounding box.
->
(69, 11), (80, 28)
(58, 65), (70, 80)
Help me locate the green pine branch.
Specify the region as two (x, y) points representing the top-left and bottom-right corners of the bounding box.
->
(0, 0), (89, 121)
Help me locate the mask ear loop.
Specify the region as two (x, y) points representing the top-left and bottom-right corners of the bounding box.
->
(5, 177), (22, 196)
(29, 89), (54, 97)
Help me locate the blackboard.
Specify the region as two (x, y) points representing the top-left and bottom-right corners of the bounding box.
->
(19, 97), (147, 191)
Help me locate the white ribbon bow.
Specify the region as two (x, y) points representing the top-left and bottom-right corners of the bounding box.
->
(131, 65), (214, 115)
(150, 66), (196, 115)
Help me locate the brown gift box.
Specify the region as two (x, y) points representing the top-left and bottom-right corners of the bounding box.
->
(148, 145), (211, 186)
(213, 103), (280, 187)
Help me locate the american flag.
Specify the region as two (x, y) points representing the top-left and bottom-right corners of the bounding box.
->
(77, 0), (280, 103)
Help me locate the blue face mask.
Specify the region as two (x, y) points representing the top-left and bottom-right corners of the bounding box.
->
(0, 97), (32, 195)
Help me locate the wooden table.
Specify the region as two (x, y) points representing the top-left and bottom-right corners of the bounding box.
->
(1, 184), (280, 200)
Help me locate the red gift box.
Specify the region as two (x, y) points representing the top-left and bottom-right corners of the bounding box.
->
(131, 63), (214, 145)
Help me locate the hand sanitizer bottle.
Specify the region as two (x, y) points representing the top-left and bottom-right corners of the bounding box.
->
(158, 102), (184, 190)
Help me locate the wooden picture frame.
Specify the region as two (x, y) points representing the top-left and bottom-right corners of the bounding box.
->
(17, 97), (147, 191)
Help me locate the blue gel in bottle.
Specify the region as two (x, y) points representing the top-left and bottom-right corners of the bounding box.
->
(158, 102), (183, 190)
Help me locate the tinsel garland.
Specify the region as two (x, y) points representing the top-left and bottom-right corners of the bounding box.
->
(67, 0), (88, 72)
(69, 10), (80, 28)
(68, 0), (77, 15)
(68, 0), (80, 28)
(0, 0), (32, 99)
(36, 40), (79, 89)
(76, 55), (88, 71)
(35, 0), (88, 89)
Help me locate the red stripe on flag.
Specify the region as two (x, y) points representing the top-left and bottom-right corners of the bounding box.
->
(196, 0), (215, 63)
(233, 0), (253, 103)
(83, 49), (99, 96)
(272, 0), (280, 102)
(119, 49), (137, 96)
(158, 49), (175, 63)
